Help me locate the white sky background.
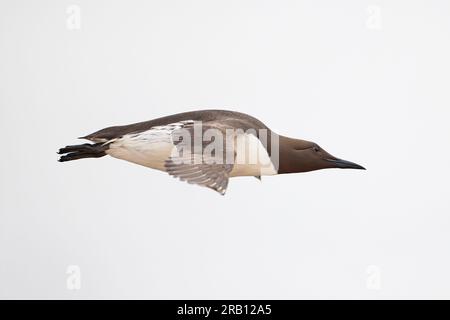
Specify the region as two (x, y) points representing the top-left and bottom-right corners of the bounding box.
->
(1, 0), (449, 299)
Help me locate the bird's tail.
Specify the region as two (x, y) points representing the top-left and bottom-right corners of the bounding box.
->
(57, 142), (110, 162)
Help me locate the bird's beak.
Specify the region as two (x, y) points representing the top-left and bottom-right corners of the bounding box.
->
(327, 158), (366, 170)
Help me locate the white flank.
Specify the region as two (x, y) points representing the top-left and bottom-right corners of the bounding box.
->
(106, 121), (192, 171)
(106, 121), (277, 177)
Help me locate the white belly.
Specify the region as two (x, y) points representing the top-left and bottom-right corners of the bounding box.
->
(106, 127), (277, 176)
(106, 128), (175, 171)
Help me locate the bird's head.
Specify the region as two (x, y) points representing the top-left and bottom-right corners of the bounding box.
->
(278, 137), (366, 174)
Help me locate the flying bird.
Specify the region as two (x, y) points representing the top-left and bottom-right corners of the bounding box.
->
(58, 110), (365, 194)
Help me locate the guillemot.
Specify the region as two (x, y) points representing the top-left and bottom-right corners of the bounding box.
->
(58, 109), (365, 194)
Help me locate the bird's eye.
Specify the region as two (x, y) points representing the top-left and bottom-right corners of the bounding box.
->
(313, 146), (320, 152)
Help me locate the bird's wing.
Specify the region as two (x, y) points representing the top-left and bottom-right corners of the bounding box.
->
(165, 156), (233, 195)
(165, 122), (235, 195)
